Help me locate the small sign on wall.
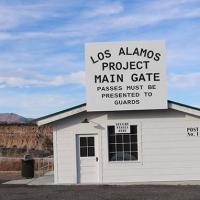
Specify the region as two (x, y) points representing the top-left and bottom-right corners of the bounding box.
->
(187, 127), (199, 137)
(115, 122), (130, 133)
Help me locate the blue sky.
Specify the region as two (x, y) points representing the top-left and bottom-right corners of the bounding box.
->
(0, 0), (199, 117)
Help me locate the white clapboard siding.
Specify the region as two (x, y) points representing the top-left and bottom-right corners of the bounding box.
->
(53, 108), (200, 184)
(142, 120), (200, 129)
(54, 130), (77, 184)
(101, 110), (200, 183)
(54, 113), (106, 184)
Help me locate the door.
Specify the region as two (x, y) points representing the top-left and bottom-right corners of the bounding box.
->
(77, 134), (99, 183)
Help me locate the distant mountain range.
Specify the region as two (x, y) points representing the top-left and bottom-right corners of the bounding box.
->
(0, 113), (33, 124)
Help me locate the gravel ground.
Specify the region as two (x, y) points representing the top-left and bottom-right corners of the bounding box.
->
(1, 184), (200, 200)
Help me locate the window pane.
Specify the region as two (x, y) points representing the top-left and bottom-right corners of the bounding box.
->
(131, 143), (138, 151)
(123, 135), (130, 143)
(109, 136), (115, 143)
(80, 147), (87, 157)
(130, 152), (138, 160)
(109, 153), (117, 161)
(116, 135), (123, 143)
(80, 137), (87, 147)
(131, 135), (137, 143)
(88, 137), (94, 146)
(109, 144), (116, 152)
(108, 126), (115, 136)
(130, 125), (137, 134)
(124, 152), (131, 161)
(116, 152), (123, 161)
(117, 144), (123, 151)
(124, 143), (130, 151)
(88, 147), (95, 156)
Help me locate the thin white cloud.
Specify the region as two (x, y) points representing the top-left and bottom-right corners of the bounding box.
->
(0, 0), (199, 41)
(0, 51), (82, 74)
(147, 0), (200, 10)
(67, 0), (200, 36)
(0, 71), (85, 88)
(68, 71), (85, 85)
(0, 0), (81, 31)
(169, 72), (200, 88)
(0, 3), (49, 30)
(0, 92), (81, 118)
(111, 5), (200, 30)
(0, 32), (14, 40)
(82, 2), (123, 18)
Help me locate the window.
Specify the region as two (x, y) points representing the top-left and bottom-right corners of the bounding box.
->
(108, 125), (138, 161)
(80, 137), (95, 157)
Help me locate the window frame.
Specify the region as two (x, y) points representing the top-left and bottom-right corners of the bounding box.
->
(107, 122), (142, 164)
(79, 136), (95, 157)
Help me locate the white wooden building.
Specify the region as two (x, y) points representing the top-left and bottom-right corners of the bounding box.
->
(36, 100), (200, 184)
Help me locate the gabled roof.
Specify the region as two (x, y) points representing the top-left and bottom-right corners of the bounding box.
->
(35, 100), (200, 126)
(35, 103), (86, 126)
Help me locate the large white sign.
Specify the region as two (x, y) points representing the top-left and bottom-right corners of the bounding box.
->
(85, 41), (167, 111)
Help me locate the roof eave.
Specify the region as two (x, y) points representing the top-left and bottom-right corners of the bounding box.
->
(168, 101), (200, 117)
(36, 103), (86, 126)
(36, 100), (200, 126)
